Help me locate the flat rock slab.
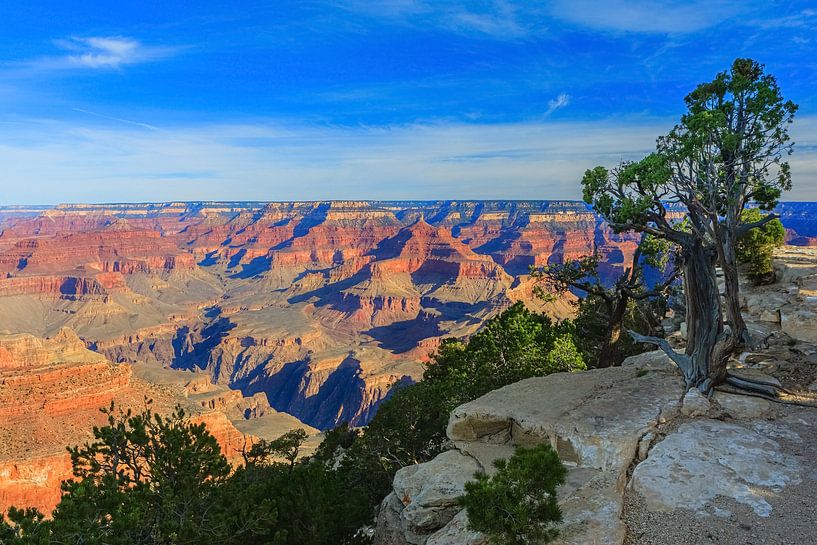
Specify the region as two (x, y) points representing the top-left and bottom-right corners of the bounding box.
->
(715, 392), (771, 419)
(448, 353), (684, 471)
(631, 420), (801, 517)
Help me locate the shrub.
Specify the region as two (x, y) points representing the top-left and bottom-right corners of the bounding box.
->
(461, 444), (567, 545)
(736, 208), (785, 285)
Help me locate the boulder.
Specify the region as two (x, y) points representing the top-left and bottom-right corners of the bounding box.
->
(375, 493), (411, 545)
(630, 420), (801, 517)
(781, 308), (817, 342)
(389, 450), (482, 544)
(680, 388), (710, 417)
(426, 510), (487, 545)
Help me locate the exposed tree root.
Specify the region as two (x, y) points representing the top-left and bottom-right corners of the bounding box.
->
(717, 373), (817, 408)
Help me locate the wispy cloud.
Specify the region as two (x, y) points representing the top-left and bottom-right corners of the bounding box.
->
(547, 0), (746, 34)
(545, 93), (571, 116)
(21, 36), (180, 71)
(71, 108), (159, 130)
(2, 115), (815, 204)
(337, 0), (767, 37)
(337, 0), (542, 39)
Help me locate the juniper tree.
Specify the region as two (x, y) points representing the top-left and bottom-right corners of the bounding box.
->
(583, 58), (797, 393)
(658, 58), (796, 348)
(533, 233), (679, 368)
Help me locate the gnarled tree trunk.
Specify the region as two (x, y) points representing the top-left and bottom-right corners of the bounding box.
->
(683, 241), (730, 388)
(597, 294), (629, 368)
(632, 239), (730, 393)
(716, 227), (750, 349)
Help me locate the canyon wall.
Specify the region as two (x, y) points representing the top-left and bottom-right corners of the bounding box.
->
(0, 201), (813, 435)
(0, 328), (316, 514)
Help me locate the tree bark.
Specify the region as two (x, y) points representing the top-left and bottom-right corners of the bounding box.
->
(682, 240), (730, 388)
(597, 294), (629, 368)
(634, 239), (730, 392)
(716, 227), (751, 349)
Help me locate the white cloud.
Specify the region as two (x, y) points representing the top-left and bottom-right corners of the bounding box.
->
(545, 93), (570, 115)
(337, 0), (541, 39)
(1, 115), (815, 204)
(23, 36), (180, 71)
(547, 0), (745, 34)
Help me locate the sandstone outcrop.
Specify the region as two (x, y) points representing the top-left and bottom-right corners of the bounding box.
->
(374, 351), (685, 545)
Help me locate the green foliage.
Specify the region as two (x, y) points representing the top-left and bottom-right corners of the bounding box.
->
(672, 58), (797, 213)
(736, 208), (786, 284)
(582, 154), (673, 235)
(424, 302), (580, 397)
(330, 303), (584, 510)
(49, 403), (237, 545)
(461, 444), (567, 545)
(0, 509), (49, 545)
(545, 334), (586, 373)
(233, 442), (371, 545)
(0, 404), (372, 545)
(572, 295), (667, 367)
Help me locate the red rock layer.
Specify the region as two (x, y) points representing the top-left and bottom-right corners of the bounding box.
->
(0, 274), (124, 299)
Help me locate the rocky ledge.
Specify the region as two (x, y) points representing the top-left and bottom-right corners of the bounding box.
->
(375, 349), (817, 545)
(373, 248), (817, 545)
(374, 351), (684, 545)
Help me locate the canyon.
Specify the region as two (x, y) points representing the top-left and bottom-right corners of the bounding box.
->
(1, 201), (815, 430)
(0, 200), (815, 513)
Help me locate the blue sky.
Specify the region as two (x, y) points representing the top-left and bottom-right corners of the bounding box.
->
(1, 0), (816, 203)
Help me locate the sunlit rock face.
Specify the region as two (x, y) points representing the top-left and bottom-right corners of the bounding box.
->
(0, 327), (315, 514)
(0, 201), (812, 431)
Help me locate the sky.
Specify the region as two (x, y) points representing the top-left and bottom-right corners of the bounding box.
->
(1, 1), (816, 204)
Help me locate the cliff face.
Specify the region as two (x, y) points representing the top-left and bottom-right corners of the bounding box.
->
(0, 201), (814, 434)
(0, 328), (316, 515)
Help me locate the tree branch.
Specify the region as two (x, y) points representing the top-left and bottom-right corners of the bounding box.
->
(737, 212), (779, 237)
(628, 330), (692, 382)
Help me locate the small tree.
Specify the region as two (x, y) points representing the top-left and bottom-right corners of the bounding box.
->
(659, 58), (797, 347)
(533, 233), (678, 367)
(461, 444), (567, 545)
(736, 208), (785, 285)
(245, 428), (309, 472)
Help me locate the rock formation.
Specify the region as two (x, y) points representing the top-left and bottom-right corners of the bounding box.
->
(0, 329), (317, 515)
(0, 202), (813, 433)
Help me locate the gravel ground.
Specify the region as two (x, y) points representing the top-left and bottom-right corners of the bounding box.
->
(623, 404), (817, 545)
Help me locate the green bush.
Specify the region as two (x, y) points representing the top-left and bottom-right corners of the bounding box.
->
(333, 303), (584, 506)
(461, 444), (567, 545)
(0, 404), (371, 545)
(736, 208), (785, 285)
